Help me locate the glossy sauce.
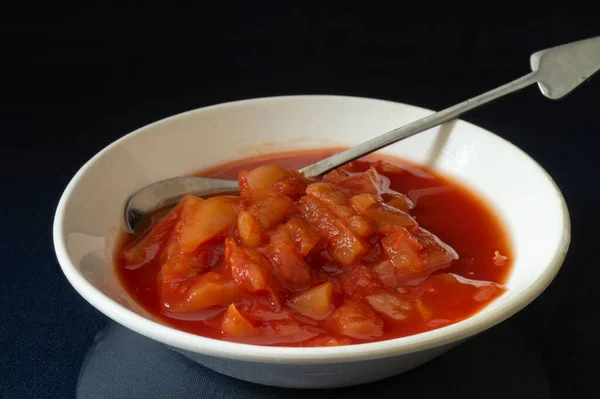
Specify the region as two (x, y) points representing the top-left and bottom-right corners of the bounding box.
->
(116, 149), (513, 346)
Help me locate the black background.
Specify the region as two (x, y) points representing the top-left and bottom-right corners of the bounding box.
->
(1, 6), (599, 398)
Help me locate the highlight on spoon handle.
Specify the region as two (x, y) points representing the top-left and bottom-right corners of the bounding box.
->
(299, 72), (538, 179)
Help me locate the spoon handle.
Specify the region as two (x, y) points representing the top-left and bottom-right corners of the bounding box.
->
(299, 72), (537, 179)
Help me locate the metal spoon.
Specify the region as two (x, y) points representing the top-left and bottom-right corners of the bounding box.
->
(124, 35), (600, 234)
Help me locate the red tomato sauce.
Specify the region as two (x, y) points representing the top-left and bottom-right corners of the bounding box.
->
(115, 149), (513, 347)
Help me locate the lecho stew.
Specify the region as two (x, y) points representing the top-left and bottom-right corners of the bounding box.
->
(116, 149), (512, 347)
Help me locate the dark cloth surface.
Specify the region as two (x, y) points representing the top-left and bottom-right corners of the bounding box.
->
(1, 6), (599, 398)
(77, 321), (549, 398)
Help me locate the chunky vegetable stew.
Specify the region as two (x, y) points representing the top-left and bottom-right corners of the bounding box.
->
(116, 149), (512, 347)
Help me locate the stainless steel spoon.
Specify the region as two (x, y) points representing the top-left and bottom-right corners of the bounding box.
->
(124, 35), (600, 234)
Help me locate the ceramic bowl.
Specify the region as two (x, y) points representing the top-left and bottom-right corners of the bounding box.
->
(53, 95), (570, 388)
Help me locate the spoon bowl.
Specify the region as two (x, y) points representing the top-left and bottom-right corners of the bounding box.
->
(125, 176), (240, 234)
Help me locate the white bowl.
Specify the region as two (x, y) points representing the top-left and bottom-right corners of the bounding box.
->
(53, 95), (570, 389)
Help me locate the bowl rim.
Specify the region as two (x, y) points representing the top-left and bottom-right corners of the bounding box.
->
(53, 94), (571, 364)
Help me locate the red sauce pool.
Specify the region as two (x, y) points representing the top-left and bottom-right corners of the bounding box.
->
(115, 149), (513, 347)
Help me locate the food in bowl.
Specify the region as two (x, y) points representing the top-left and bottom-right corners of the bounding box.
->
(54, 95), (569, 388)
(116, 148), (512, 347)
